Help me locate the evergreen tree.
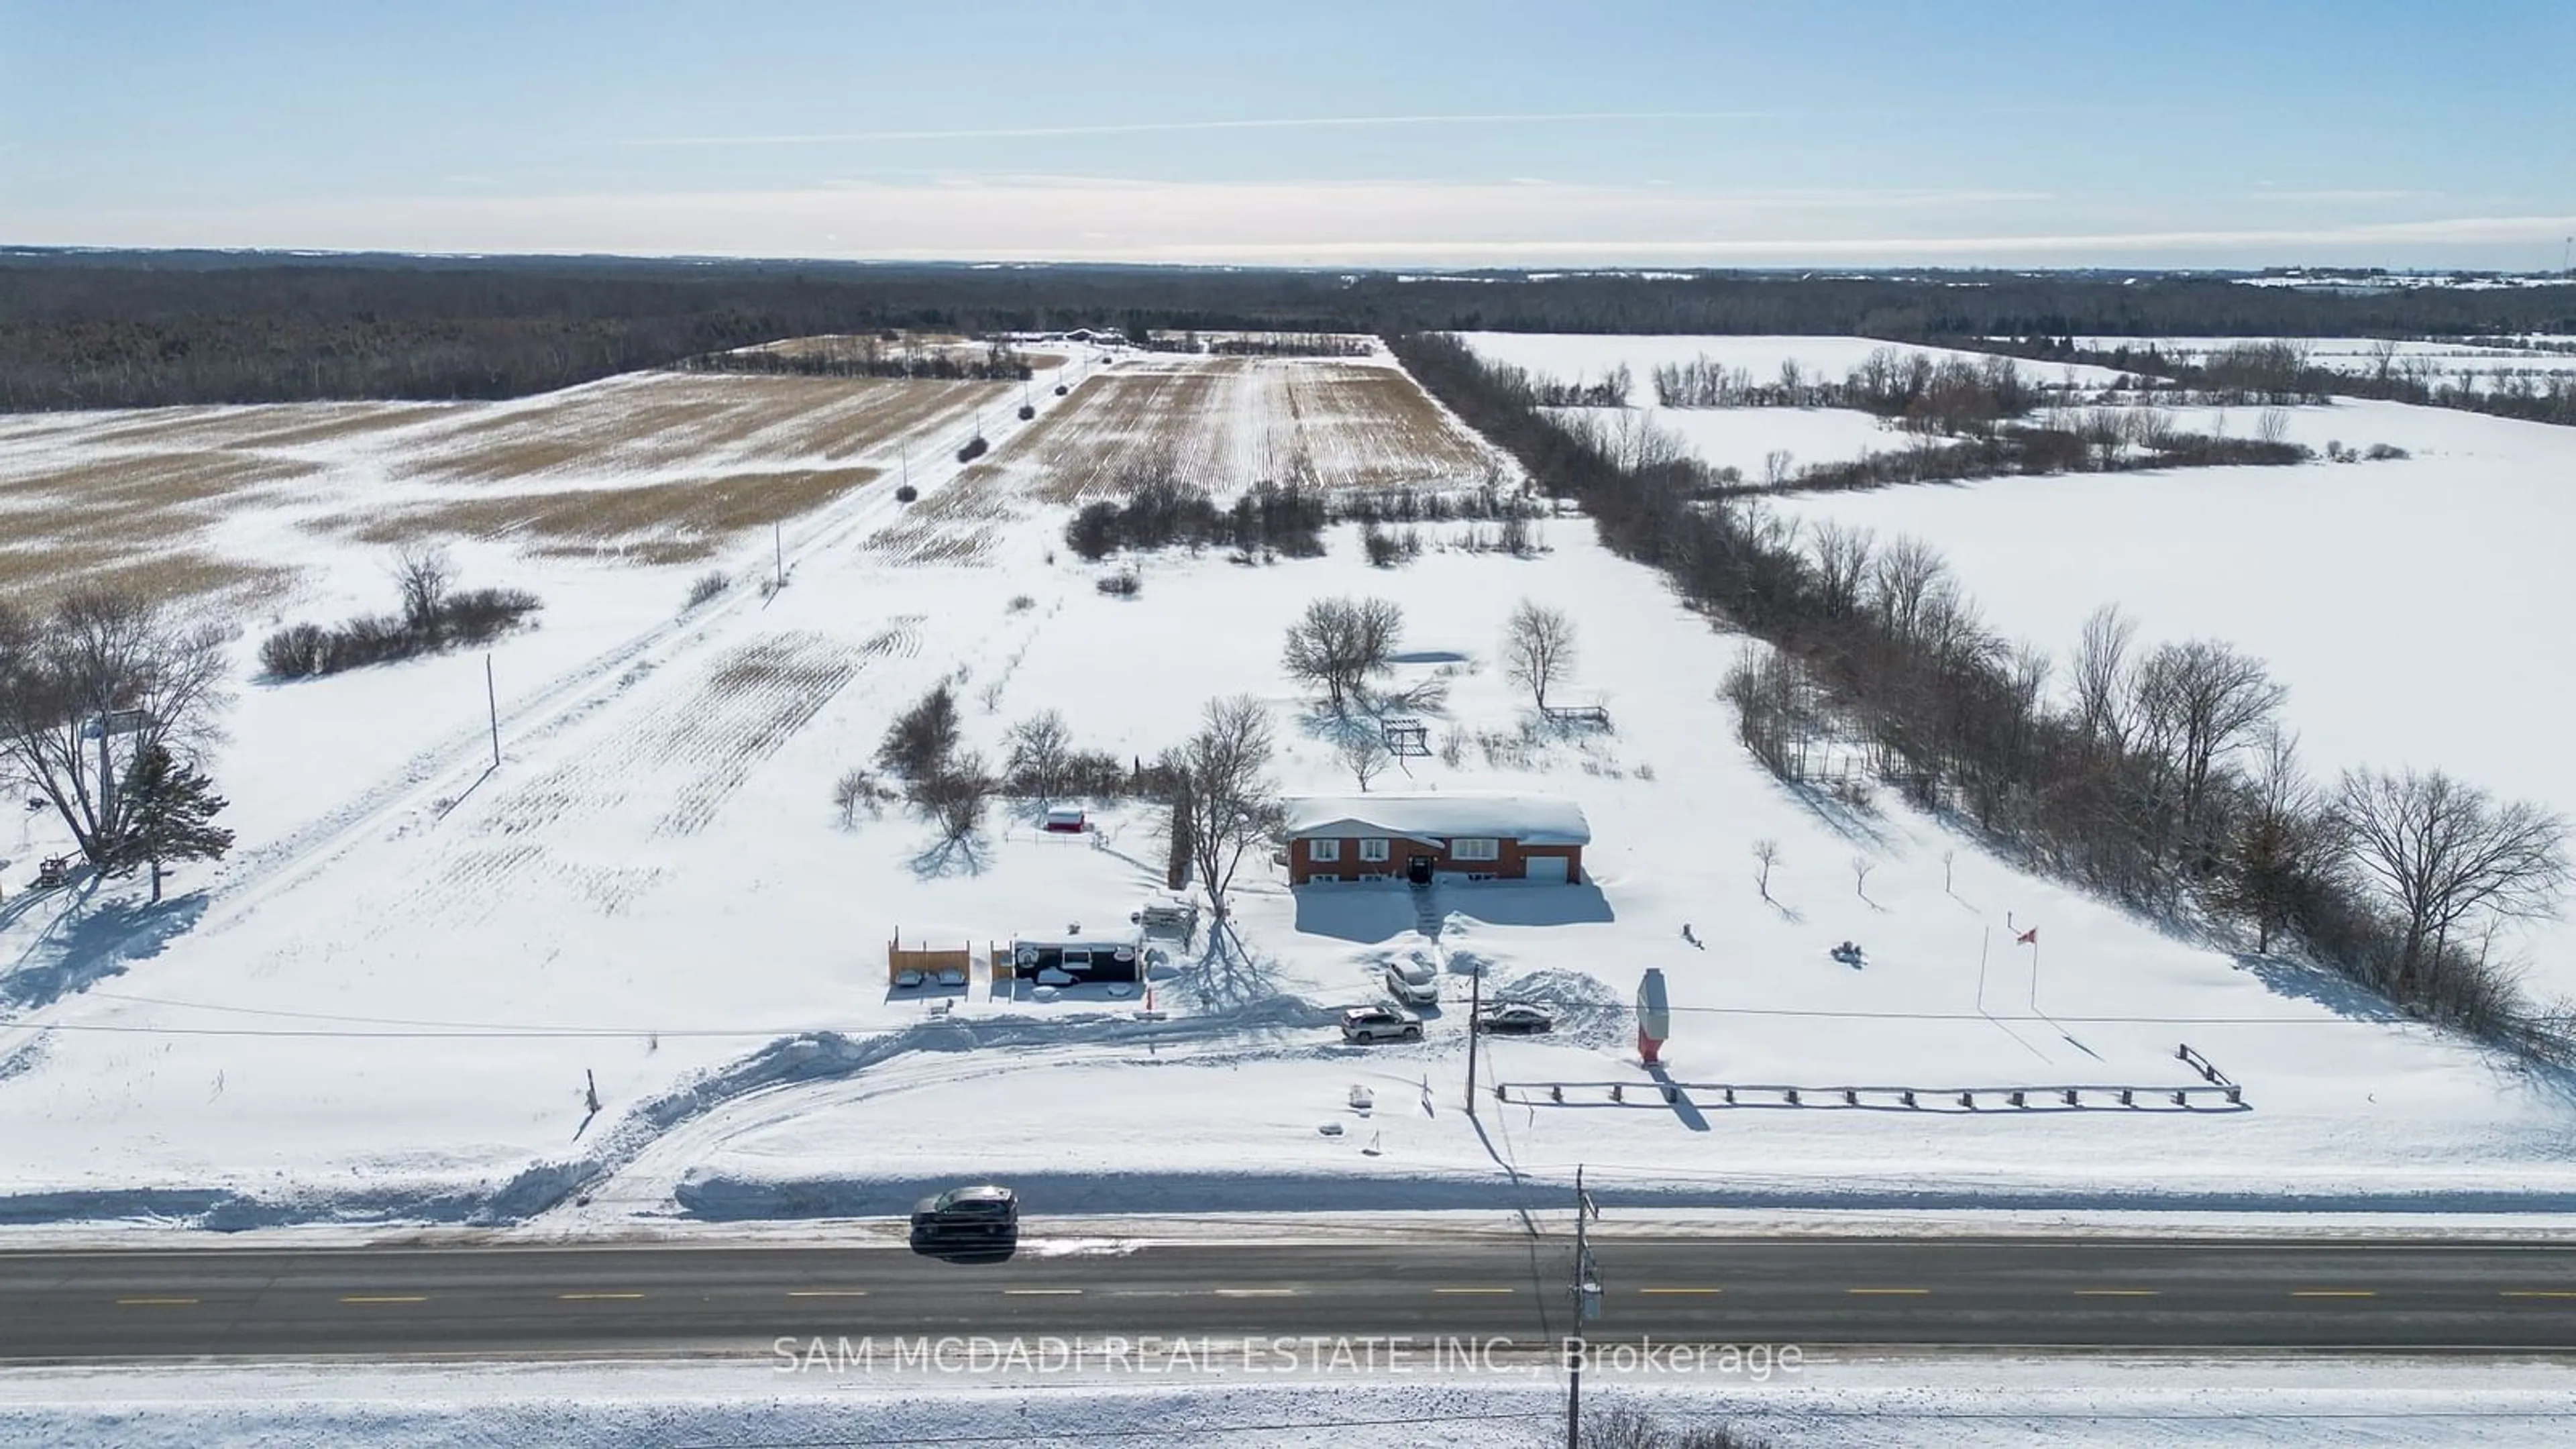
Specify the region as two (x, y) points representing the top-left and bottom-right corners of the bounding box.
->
(113, 745), (234, 902)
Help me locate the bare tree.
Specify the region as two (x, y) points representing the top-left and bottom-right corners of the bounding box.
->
(1340, 732), (1390, 793)
(2071, 604), (2137, 753)
(906, 751), (994, 843)
(2133, 639), (2287, 841)
(1281, 596), (1402, 714)
(1866, 536), (1950, 645)
(1762, 448), (1795, 489)
(0, 590), (231, 867)
(832, 767), (889, 826)
(1501, 598), (1576, 712)
(391, 543), (454, 639)
(2337, 767), (2569, 996)
(1806, 521), (1874, 619)
(1002, 710), (1075, 800)
(1752, 839), (1780, 900)
(1172, 696), (1283, 922)
(1851, 853), (1875, 902)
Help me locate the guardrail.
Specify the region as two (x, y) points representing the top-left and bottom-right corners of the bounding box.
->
(1499, 1069), (2243, 1113)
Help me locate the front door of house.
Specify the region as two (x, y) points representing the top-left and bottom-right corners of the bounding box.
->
(1406, 855), (1434, 885)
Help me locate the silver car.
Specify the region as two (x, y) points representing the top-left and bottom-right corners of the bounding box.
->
(1340, 1006), (1424, 1043)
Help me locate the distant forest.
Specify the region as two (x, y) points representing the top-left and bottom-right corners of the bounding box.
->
(3, 248), (2575, 411)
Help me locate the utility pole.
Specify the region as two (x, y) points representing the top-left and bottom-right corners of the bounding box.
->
(1464, 960), (1483, 1115)
(773, 522), (784, 591)
(1566, 1165), (1601, 1449)
(486, 653), (501, 769)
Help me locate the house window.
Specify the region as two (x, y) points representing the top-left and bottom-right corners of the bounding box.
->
(1452, 838), (1501, 861)
(1309, 839), (1341, 863)
(1359, 839), (1390, 863)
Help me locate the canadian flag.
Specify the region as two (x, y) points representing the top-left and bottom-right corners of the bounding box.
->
(2015, 927), (2039, 945)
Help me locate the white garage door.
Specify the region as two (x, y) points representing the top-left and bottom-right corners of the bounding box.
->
(1523, 855), (1570, 884)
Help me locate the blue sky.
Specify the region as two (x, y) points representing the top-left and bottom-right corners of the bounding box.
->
(4, 0), (2571, 267)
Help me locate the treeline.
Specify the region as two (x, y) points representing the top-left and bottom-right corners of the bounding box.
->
(1390, 330), (2571, 1059)
(1195, 333), (1376, 358)
(8, 249), (2575, 411)
(1989, 337), (2576, 427)
(1534, 364), (1632, 407)
(1063, 464), (1542, 561)
(258, 546), (541, 680)
(675, 337), (1035, 381)
(1651, 347), (2043, 435)
(1067, 475), (1332, 559)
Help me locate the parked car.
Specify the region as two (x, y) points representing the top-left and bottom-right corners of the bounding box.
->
(1473, 1001), (1556, 1034)
(1340, 1006), (1423, 1044)
(1383, 960), (1440, 1006)
(910, 1184), (1019, 1244)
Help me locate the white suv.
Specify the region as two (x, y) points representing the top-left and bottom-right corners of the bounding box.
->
(1340, 1006), (1424, 1043)
(1383, 960), (1440, 1005)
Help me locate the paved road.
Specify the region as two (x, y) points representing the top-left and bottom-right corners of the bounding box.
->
(5, 1233), (2576, 1360)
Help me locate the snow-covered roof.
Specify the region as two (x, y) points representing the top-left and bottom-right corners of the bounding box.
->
(1282, 792), (1591, 847)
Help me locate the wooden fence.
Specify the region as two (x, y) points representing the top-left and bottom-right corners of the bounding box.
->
(888, 930), (995, 984)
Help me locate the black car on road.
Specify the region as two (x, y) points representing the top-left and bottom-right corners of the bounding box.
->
(911, 1184), (1020, 1245)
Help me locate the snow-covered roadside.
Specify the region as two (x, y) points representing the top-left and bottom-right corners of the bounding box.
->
(1, 1353), (2567, 1448)
(18, 1202), (2576, 1257)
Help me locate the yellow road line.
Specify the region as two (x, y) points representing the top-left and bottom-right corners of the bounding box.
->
(557, 1291), (646, 1301)
(340, 1295), (427, 1305)
(785, 1290), (870, 1299)
(2502, 1290), (2576, 1299)
(113, 1297), (198, 1307)
(2073, 1289), (2161, 1297)
(1638, 1287), (1724, 1295)
(1847, 1287), (1931, 1296)
(2290, 1289), (2377, 1299)
(1002, 1288), (1083, 1296)
(1432, 1287), (1515, 1295)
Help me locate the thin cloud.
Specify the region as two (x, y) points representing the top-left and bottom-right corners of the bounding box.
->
(628, 109), (1931, 148)
(19, 178), (2565, 270)
(2243, 189), (2431, 204)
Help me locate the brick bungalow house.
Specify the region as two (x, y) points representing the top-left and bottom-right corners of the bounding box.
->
(1283, 792), (1590, 886)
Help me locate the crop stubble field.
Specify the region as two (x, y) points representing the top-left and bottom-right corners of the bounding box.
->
(0, 371), (1010, 600)
(867, 356), (1493, 564)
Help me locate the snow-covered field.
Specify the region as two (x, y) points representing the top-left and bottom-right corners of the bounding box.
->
(2, 1354), (2568, 1448)
(2068, 334), (2576, 391)
(1452, 331), (2129, 479)
(1762, 396), (2576, 1000)
(5, 339), (2575, 1235)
